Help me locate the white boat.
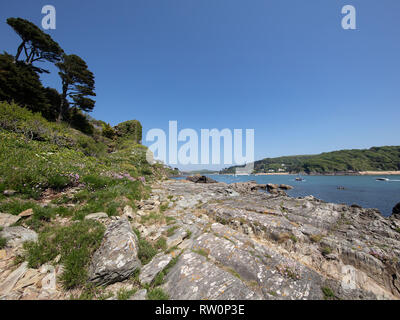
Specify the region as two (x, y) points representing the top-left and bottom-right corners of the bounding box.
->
(376, 178), (389, 181)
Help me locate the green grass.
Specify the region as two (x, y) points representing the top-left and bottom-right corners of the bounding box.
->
(192, 248), (209, 258)
(133, 228), (157, 265)
(140, 212), (164, 225)
(0, 236), (6, 249)
(0, 199), (38, 215)
(155, 237), (167, 251)
(152, 255), (180, 287)
(147, 288), (169, 300)
(310, 234), (324, 243)
(226, 267), (242, 280)
(117, 288), (138, 300)
(166, 226), (179, 237)
(24, 220), (105, 289)
(159, 203), (169, 213)
(166, 216), (176, 225)
(322, 287), (335, 300)
(321, 246), (332, 255)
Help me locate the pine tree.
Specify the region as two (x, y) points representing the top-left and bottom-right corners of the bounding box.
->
(6, 17), (63, 73)
(56, 54), (96, 121)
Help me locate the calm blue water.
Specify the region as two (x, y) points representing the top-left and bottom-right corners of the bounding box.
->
(198, 175), (400, 217)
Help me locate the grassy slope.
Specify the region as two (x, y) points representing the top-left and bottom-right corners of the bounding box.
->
(0, 101), (175, 293)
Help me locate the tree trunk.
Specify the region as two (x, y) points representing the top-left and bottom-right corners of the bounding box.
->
(15, 41), (25, 61)
(58, 83), (68, 122)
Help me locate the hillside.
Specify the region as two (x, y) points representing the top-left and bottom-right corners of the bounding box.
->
(220, 146), (400, 174)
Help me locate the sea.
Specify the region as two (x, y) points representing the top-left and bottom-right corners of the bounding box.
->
(183, 174), (400, 217)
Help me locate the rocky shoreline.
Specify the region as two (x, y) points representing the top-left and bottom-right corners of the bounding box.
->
(1, 179), (400, 300)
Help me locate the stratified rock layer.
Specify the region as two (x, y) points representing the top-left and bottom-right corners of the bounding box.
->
(153, 179), (400, 300)
(88, 218), (141, 285)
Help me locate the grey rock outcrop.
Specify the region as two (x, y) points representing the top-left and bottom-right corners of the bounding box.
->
(84, 212), (109, 221)
(88, 218), (141, 285)
(153, 179), (400, 300)
(139, 253), (172, 285)
(162, 251), (262, 300)
(0, 227), (38, 248)
(0, 213), (20, 227)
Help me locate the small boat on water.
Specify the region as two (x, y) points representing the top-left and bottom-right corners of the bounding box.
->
(376, 178), (389, 181)
(295, 174), (304, 181)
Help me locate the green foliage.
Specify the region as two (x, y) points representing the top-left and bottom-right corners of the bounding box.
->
(0, 199), (38, 215)
(102, 123), (115, 139)
(152, 255), (180, 287)
(115, 120), (142, 144)
(56, 54), (96, 120)
(192, 248), (209, 258)
(159, 203), (169, 213)
(0, 54), (51, 116)
(322, 287), (335, 299)
(66, 108), (94, 135)
(0, 236), (7, 249)
(24, 220), (105, 289)
(222, 146), (400, 174)
(6, 17), (63, 68)
(166, 226), (179, 237)
(117, 288), (138, 300)
(155, 237), (167, 251)
(321, 246), (332, 255)
(132, 228), (157, 265)
(81, 175), (113, 191)
(147, 288), (169, 300)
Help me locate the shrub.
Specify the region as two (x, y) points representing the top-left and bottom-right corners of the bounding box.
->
(155, 237), (167, 251)
(321, 246), (332, 255)
(102, 123), (115, 139)
(132, 227), (157, 265)
(81, 175), (113, 191)
(0, 199), (38, 215)
(166, 226), (179, 237)
(47, 174), (71, 191)
(24, 220), (105, 289)
(117, 288), (137, 300)
(114, 120), (142, 144)
(0, 236), (7, 249)
(322, 287), (335, 299)
(147, 288), (169, 300)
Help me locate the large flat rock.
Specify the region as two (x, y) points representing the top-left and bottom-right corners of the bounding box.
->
(162, 251), (262, 300)
(139, 253), (172, 285)
(0, 213), (20, 227)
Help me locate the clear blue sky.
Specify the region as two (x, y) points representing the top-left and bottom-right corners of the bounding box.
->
(1, 1), (399, 170)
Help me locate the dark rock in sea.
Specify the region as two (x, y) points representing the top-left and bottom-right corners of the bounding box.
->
(186, 175), (217, 184)
(393, 202), (400, 215)
(279, 184), (293, 190)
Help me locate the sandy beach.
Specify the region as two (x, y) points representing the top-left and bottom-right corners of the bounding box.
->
(359, 171), (400, 175)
